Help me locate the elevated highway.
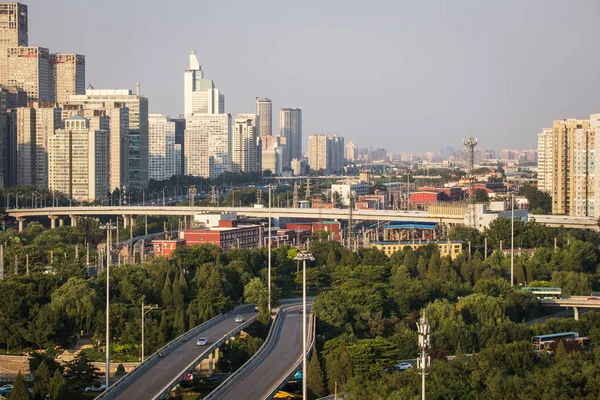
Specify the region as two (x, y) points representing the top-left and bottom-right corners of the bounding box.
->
(207, 304), (314, 400)
(540, 296), (600, 320)
(97, 305), (257, 400)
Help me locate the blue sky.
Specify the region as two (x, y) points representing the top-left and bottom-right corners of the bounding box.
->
(26, 0), (600, 153)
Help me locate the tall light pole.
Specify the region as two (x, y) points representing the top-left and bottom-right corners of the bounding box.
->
(189, 185), (197, 229)
(417, 309), (430, 400)
(294, 250), (315, 400)
(511, 192), (515, 286)
(268, 185), (272, 314)
(101, 221), (117, 388)
(141, 301), (159, 362)
(162, 186), (168, 207)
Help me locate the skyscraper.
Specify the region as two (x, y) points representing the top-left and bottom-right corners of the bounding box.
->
(255, 97), (271, 136)
(231, 115), (259, 173)
(308, 134), (345, 174)
(551, 118), (594, 217)
(345, 141), (358, 161)
(0, 84), (26, 188)
(7, 46), (50, 101)
(0, 3), (28, 86)
(537, 128), (552, 193)
(184, 113), (231, 178)
(48, 115), (109, 202)
(172, 117), (185, 175)
(50, 53), (85, 103)
(148, 114), (176, 181)
(69, 88), (148, 189)
(280, 108), (302, 167)
(184, 51), (224, 116)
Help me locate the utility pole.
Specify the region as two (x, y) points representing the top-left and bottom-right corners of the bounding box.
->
(511, 192), (515, 286)
(101, 220), (117, 388)
(0, 244), (3, 280)
(141, 301), (158, 362)
(268, 184), (272, 314)
(294, 251), (315, 400)
(417, 309), (431, 400)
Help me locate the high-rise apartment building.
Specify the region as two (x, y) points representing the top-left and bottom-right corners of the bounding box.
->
(0, 3), (28, 86)
(231, 116), (259, 173)
(172, 117), (185, 175)
(280, 108), (302, 167)
(48, 115), (108, 202)
(255, 97), (271, 137)
(148, 114), (176, 181)
(184, 113), (231, 178)
(537, 128), (553, 193)
(551, 118), (594, 217)
(262, 147), (283, 175)
(7, 46), (50, 101)
(0, 85), (25, 188)
(308, 134), (344, 174)
(50, 53), (85, 103)
(184, 51), (224, 116)
(15, 105), (33, 186)
(69, 89), (148, 189)
(345, 141), (358, 161)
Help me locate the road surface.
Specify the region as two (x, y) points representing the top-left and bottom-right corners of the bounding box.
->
(113, 305), (257, 400)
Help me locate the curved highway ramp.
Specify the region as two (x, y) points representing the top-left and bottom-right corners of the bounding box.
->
(207, 304), (315, 400)
(96, 304), (257, 400)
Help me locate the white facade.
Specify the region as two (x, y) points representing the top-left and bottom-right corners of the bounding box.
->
(184, 51), (224, 116)
(48, 115), (109, 202)
(7, 46), (50, 102)
(0, 3), (28, 86)
(331, 181), (370, 206)
(148, 114), (176, 181)
(231, 116), (259, 173)
(50, 53), (85, 104)
(262, 147), (283, 175)
(184, 113), (231, 178)
(537, 128), (553, 193)
(345, 141), (358, 161)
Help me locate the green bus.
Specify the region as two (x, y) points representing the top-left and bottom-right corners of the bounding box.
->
(520, 287), (561, 299)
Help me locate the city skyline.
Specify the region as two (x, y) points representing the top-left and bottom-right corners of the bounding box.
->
(23, 0), (600, 152)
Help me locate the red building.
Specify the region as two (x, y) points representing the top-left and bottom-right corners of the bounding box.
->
(152, 239), (186, 258)
(313, 221), (341, 241)
(410, 191), (449, 209)
(180, 220), (260, 251)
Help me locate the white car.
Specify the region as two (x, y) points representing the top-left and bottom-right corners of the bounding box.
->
(395, 362), (413, 371)
(235, 315), (244, 323)
(197, 337), (208, 346)
(84, 384), (106, 392)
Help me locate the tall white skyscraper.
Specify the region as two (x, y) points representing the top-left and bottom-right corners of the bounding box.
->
(280, 108), (302, 167)
(537, 128), (553, 193)
(0, 3), (28, 86)
(345, 141), (358, 161)
(231, 115), (259, 173)
(184, 114), (231, 178)
(148, 114), (176, 181)
(48, 115), (109, 202)
(50, 53), (85, 104)
(255, 97), (271, 137)
(184, 51), (224, 116)
(7, 46), (50, 102)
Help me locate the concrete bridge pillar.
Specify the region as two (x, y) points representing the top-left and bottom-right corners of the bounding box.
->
(130, 216), (136, 227)
(207, 352), (213, 375)
(123, 215), (130, 229)
(69, 215), (78, 228)
(49, 216), (57, 229)
(59, 218), (64, 227)
(214, 347), (220, 363)
(574, 306), (580, 320)
(17, 217), (26, 232)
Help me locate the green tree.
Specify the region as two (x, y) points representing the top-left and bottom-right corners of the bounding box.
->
(115, 363), (126, 379)
(244, 277), (269, 312)
(307, 348), (326, 398)
(64, 352), (100, 389)
(473, 189), (489, 202)
(50, 277), (96, 332)
(47, 369), (68, 400)
(8, 371), (29, 399)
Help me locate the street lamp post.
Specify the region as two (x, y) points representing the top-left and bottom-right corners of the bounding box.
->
(511, 192), (514, 286)
(294, 250), (315, 400)
(100, 221), (117, 388)
(189, 185), (197, 229)
(141, 301), (159, 362)
(162, 186), (167, 207)
(268, 185), (272, 314)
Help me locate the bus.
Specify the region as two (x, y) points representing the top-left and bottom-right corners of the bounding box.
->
(520, 287), (562, 299)
(532, 332), (579, 351)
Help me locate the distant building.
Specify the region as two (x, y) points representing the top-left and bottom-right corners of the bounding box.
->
(184, 113), (231, 178)
(331, 181), (370, 206)
(308, 134), (344, 174)
(231, 115), (259, 173)
(0, 2), (28, 86)
(148, 114), (176, 181)
(345, 141), (358, 161)
(255, 97), (271, 136)
(50, 53), (85, 104)
(372, 240), (464, 260)
(262, 147), (283, 175)
(280, 108), (302, 167)
(172, 117), (185, 175)
(184, 50), (224, 116)
(291, 158), (307, 176)
(7, 46), (50, 102)
(48, 115), (108, 202)
(537, 128), (553, 193)
(152, 239), (186, 258)
(179, 220), (260, 251)
(0, 85), (27, 188)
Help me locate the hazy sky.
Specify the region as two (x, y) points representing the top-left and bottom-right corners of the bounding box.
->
(25, 0), (600, 153)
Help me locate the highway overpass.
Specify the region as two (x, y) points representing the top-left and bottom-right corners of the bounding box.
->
(97, 305), (257, 400)
(7, 205), (599, 232)
(540, 296), (600, 320)
(207, 304), (314, 400)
